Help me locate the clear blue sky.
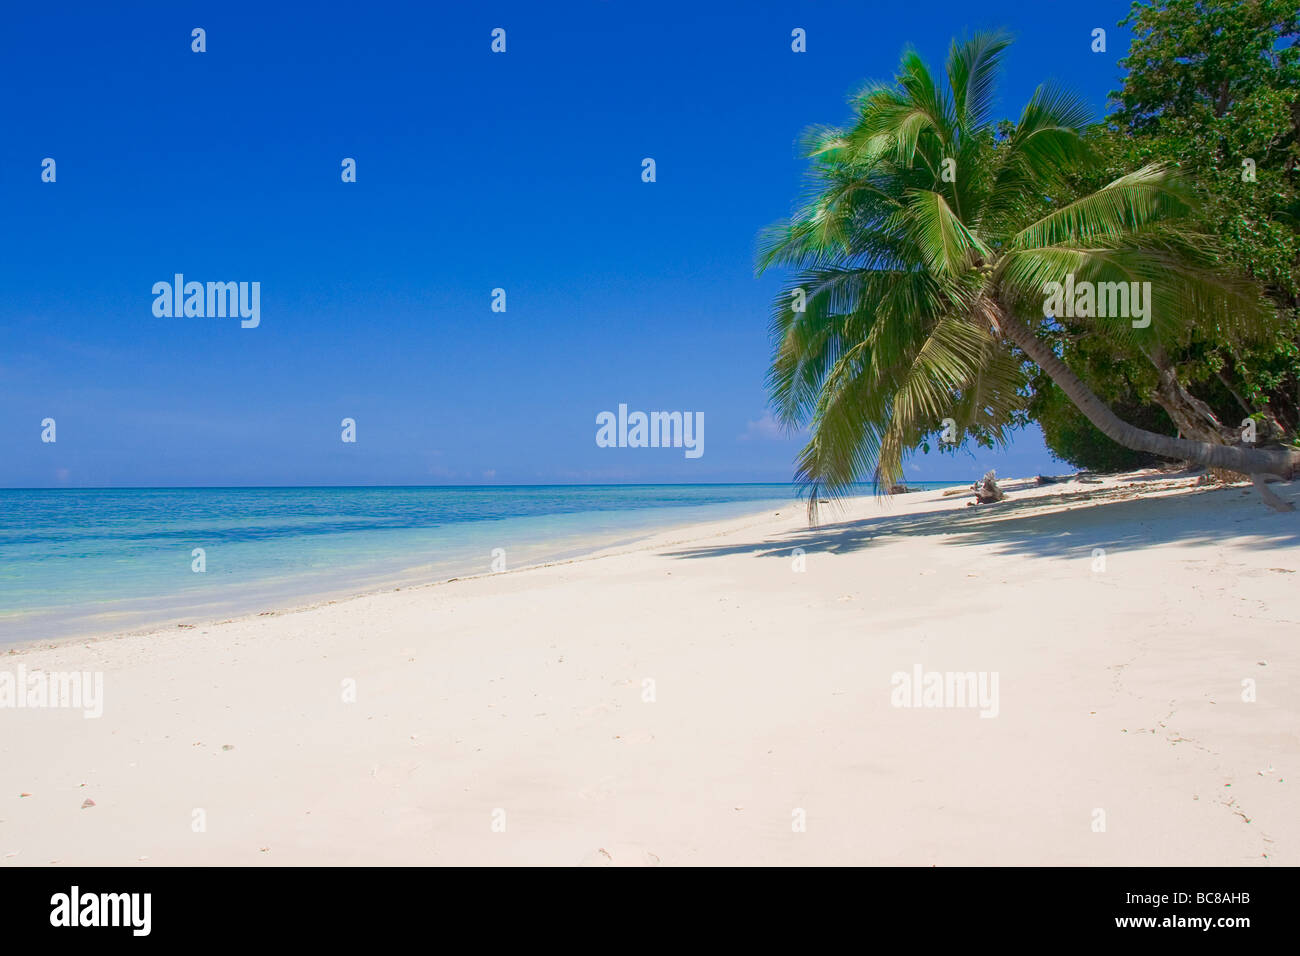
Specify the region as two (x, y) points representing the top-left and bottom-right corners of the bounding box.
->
(1, 0), (1136, 487)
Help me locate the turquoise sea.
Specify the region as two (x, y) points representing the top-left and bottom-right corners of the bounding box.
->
(0, 483), (960, 643)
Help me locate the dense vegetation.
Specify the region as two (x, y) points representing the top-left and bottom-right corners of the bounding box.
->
(1031, 0), (1299, 469)
(761, 0), (1300, 500)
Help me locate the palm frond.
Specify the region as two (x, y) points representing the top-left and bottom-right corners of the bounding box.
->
(947, 30), (1013, 132)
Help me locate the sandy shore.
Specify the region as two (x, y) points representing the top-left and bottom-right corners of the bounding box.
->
(3, 471), (1298, 866)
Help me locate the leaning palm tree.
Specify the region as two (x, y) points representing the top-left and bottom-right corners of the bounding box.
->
(759, 32), (1299, 512)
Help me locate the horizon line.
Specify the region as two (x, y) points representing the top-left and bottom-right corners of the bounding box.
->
(0, 479), (972, 491)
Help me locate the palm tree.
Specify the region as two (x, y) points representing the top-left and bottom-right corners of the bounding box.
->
(759, 32), (1299, 512)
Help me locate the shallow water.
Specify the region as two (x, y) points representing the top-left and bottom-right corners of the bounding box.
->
(0, 483), (961, 643)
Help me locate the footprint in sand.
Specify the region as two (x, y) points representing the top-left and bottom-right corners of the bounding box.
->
(579, 843), (661, 867)
(575, 776), (618, 801)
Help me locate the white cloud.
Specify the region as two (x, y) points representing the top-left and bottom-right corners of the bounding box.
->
(738, 411), (794, 442)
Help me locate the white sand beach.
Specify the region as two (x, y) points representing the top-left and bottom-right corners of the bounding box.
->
(3, 471), (1298, 866)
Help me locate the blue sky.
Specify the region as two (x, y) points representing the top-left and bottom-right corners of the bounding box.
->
(1, 1), (1136, 487)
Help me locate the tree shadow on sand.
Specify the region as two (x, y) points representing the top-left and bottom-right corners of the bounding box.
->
(662, 482), (1300, 564)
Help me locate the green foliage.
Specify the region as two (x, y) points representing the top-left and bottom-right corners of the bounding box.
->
(1032, 385), (1169, 472)
(1024, 326), (1171, 470)
(1109, 0), (1300, 432)
(1014, 1), (1300, 468)
(759, 32), (1264, 503)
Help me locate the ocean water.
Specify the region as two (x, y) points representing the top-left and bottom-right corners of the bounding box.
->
(0, 483), (959, 643)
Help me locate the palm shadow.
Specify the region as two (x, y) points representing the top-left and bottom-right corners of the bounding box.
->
(662, 482), (1300, 563)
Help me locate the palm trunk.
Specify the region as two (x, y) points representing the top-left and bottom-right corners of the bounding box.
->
(993, 305), (1298, 510)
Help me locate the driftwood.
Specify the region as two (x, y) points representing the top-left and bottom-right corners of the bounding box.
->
(972, 470), (1005, 504)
